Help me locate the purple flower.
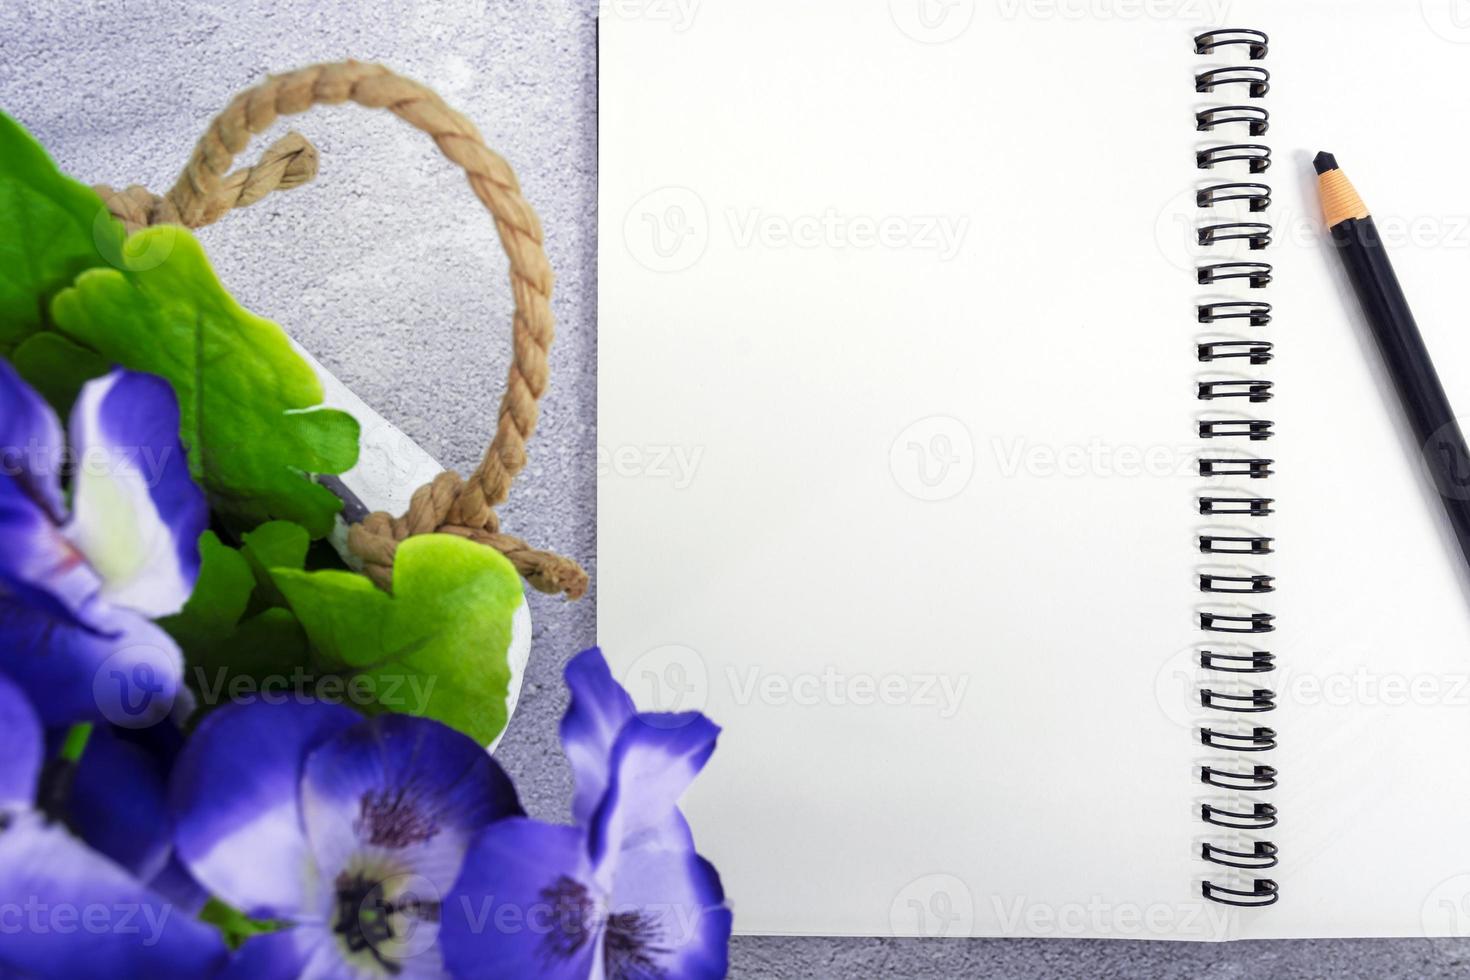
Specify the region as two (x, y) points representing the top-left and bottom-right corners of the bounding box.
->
(67, 721), (209, 914)
(441, 648), (732, 979)
(0, 361), (207, 728)
(0, 673), (227, 979)
(169, 701), (523, 977)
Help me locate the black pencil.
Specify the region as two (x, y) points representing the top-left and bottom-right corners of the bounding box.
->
(1315, 151), (1470, 569)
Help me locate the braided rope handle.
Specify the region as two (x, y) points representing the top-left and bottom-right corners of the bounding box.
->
(94, 61), (586, 599)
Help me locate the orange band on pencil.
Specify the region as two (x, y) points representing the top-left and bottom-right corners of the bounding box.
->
(1318, 169), (1369, 227)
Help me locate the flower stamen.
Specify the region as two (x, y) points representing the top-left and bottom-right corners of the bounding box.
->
(356, 788), (440, 849)
(605, 908), (671, 979)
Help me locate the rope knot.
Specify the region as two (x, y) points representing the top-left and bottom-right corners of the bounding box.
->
(93, 61), (586, 602)
(347, 471), (587, 600)
(94, 130), (319, 233)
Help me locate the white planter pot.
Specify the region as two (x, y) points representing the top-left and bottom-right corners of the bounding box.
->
(296, 342), (531, 751)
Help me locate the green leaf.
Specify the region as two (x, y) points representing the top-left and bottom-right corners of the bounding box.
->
(198, 899), (287, 951)
(0, 109), (124, 346)
(240, 520), (311, 572)
(9, 331), (109, 415)
(162, 532), (257, 648)
(165, 524), (525, 744)
(161, 529), (309, 704)
(59, 724), (93, 763)
(271, 534), (525, 745)
(238, 519), (311, 613)
(48, 227), (360, 538)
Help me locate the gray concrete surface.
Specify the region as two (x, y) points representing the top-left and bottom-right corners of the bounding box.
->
(2, 1), (1467, 975)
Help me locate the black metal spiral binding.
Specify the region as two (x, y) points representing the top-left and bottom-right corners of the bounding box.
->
(1199, 534), (1274, 555)
(1198, 301), (1272, 326)
(1198, 574), (1275, 595)
(1196, 105), (1270, 136)
(1198, 419), (1273, 440)
(1194, 28), (1269, 59)
(1201, 766), (1278, 792)
(1198, 496), (1273, 516)
(1202, 803), (1278, 830)
(1202, 880), (1279, 908)
(1195, 66), (1270, 98)
(1202, 840), (1279, 871)
(1200, 725), (1276, 750)
(1200, 611), (1275, 634)
(1198, 223), (1272, 249)
(1200, 686), (1277, 708)
(1194, 27), (1277, 911)
(1198, 458), (1273, 479)
(1201, 650), (1274, 672)
(1197, 182), (1272, 211)
(1198, 261), (1272, 287)
(1197, 340), (1272, 363)
(1198, 379), (1272, 401)
(1197, 144), (1272, 173)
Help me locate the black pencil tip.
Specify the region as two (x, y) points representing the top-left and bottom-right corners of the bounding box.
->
(1313, 151), (1339, 175)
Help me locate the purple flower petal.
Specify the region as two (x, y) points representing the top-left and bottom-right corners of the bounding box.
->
(143, 854), (210, 917)
(171, 700), (360, 920)
(441, 819), (599, 980)
(0, 358), (64, 524)
(218, 926), (333, 980)
(0, 455), (101, 629)
(0, 673), (42, 809)
(223, 924), (451, 980)
(560, 647), (636, 826)
(608, 839), (732, 979)
(62, 370), (206, 619)
(70, 723), (209, 913)
(0, 813), (227, 980)
(0, 597), (184, 728)
(69, 723), (184, 885)
(300, 714), (522, 894)
(588, 713), (721, 876)
(0, 361), (102, 629)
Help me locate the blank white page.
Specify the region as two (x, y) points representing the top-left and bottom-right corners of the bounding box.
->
(599, 0), (1470, 940)
(1247, 0), (1470, 940)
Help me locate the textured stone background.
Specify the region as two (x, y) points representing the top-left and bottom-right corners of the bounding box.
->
(2, 0), (1466, 975)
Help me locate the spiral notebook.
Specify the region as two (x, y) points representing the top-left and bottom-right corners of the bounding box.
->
(598, 1), (1470, 939)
